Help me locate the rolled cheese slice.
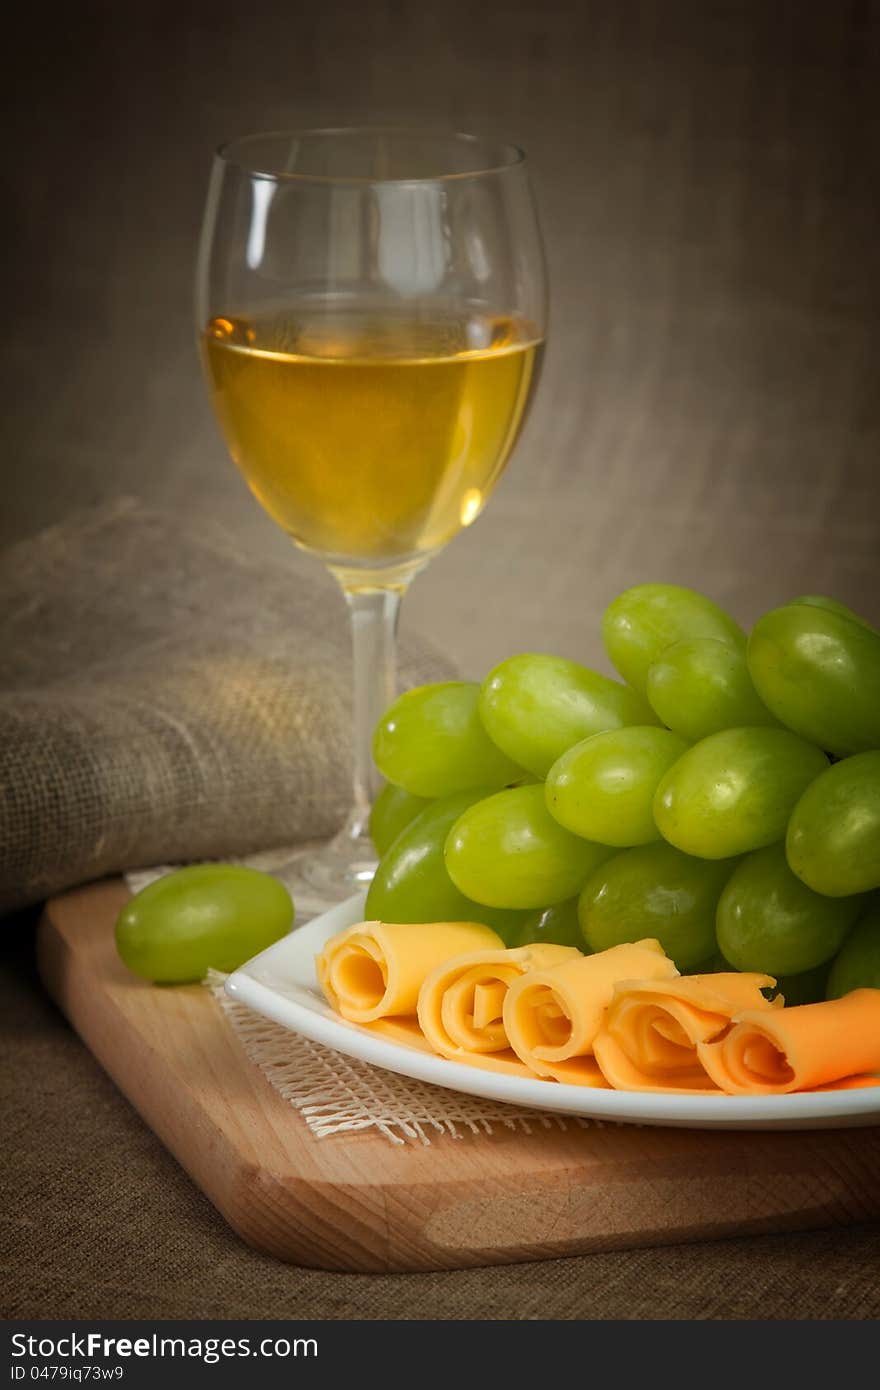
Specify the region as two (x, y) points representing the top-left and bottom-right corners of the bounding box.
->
(503, 940), (678, 1085)
(417, 943), (581, 1076)
(592, 972), (777, 1093)
(316, 920), (503, 1023)
(697, 989), (880, 1095)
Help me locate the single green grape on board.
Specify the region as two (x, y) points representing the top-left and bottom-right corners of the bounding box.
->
(115, 865), (294, 984)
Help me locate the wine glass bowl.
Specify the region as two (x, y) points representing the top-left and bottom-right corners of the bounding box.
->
(196, 128), (547, 912)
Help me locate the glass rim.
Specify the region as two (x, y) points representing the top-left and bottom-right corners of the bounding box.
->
(214, 126), (527, 185)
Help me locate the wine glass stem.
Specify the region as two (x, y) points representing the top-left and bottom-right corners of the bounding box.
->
(341, 584), (404, 844)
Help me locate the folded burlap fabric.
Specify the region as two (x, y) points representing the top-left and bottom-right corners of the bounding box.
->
(0, 499), (454, 914)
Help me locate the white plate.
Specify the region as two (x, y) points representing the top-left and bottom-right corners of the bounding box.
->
(226, 893), (880, 1131)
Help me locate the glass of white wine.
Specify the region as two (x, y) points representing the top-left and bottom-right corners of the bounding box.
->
(196, 128), (547, 909)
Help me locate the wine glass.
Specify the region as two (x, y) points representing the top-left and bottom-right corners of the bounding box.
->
(196, 128), (547, 911)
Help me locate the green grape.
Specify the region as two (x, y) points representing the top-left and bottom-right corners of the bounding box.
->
(577, 841), (734, 971)
(654, 727), (828, 860)
(602, 583), (745, 696)
(826, 899), (880, 997)
(646, 638), (779, 740)
(791, 594), (877, 632)
(545, 726), (689, 847)
(364, 789), (528, 940)
(372, 681), (522, 798)
(786, 751), (880, 897)
(747, 603), (880, 755)
(775, 963), (832, 1007)
(507, 898), (587, 950)
(369, 784), (432, 857)
(478, 653), (656, 779)
(115, 865), (294, 984)
(444, 784), (613, 909)
(715, 844), (863, 976)
(684, 951), (732, 976)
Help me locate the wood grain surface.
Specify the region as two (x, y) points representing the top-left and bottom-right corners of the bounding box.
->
(36, 879), (880, 1273)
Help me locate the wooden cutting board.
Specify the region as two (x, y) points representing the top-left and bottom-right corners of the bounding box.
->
(37, 879), (880, 1272)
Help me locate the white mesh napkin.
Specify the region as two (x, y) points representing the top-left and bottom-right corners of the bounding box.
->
(127, 865), (592, 1147)
(206, 969), (590, 1146)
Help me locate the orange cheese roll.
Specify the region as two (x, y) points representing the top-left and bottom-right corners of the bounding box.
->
(698, 989), (880, 1095)
(316, 920), (502, 1023)
(417, 943), (581, 1076)
(592, 973), (776, 1093)
(503, 940), (678, 1085)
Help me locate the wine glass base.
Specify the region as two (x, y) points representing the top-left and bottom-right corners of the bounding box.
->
(256, 827), (377, 925)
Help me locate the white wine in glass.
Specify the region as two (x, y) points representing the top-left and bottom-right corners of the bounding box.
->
(196, 129), (547, 910)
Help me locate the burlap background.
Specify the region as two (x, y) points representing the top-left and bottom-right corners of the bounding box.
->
(0, 499), (453, 913)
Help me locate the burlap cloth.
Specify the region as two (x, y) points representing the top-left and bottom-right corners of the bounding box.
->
(0, 499), (454, 914)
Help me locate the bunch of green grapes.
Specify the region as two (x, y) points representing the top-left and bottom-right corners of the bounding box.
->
(367, 586), (880, 996)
